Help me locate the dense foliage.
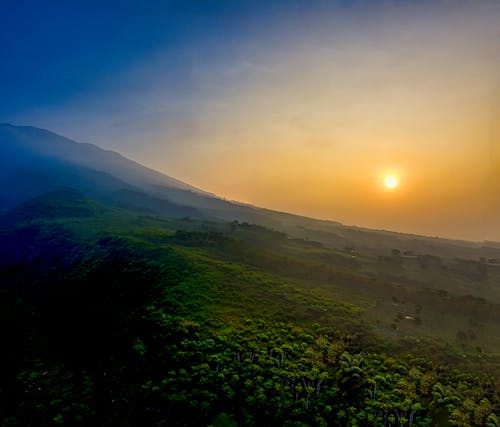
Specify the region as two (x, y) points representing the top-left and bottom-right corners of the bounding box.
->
(0, 194), (499, 426)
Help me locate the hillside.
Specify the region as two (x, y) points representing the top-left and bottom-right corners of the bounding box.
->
(2, 123), (499, 262)
(1, 125), (500, 425)
(0, 189), (499, 425)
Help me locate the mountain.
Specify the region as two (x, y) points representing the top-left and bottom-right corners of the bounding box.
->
(0, 123), (202, 194)
(1, 124), (500, 426)
(0, 123), (283, 224)
(2, 123), (499, 260)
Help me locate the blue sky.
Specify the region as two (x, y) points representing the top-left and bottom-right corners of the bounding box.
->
(2, 2), (302, 136)
(1, 1), (251, 114)
(1, 0), (499, 240)
(1, 0), (423, 121)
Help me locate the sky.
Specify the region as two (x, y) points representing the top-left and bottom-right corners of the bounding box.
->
(1, 0), (499, 241)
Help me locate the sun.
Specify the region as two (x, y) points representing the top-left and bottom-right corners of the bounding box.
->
(384, 175), (398, 189)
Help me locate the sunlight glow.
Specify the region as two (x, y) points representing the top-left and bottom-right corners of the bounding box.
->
(384, 176), (398, 190)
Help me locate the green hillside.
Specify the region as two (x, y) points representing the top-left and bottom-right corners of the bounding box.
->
(0, 191), (498, 426)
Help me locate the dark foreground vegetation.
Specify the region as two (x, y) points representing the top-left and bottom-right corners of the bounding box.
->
(0, 191), (499, 426)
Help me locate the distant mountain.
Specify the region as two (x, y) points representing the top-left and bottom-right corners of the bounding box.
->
(2, 123), (499, 259)
(0, 123), (210, 219)
(0, 123), (202, 194)
(0, 123), (301, 225)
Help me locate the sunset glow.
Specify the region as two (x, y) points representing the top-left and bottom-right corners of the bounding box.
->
(2, 0), (498, 241)
(384, 176), (398, 190)
(3, 3), (500, 425)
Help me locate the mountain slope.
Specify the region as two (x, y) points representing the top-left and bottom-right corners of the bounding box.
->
(0, 123), (203, 194)
(0, 190), (499, 426)
(1, 125), (500, 426)
(0, 123), (206, 218)
(2, 123), (500, 261)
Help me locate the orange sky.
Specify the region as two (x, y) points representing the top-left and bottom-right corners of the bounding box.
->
(17, 0), (499, 241)
(139, 2), (498, 241)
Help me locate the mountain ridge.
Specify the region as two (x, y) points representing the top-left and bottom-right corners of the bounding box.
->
(0, 123), (208, 195)
(2, 123), (499, 259)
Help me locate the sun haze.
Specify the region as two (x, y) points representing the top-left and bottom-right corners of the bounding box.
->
(384, 176), (398, 190)
(2, 0), (499, 241)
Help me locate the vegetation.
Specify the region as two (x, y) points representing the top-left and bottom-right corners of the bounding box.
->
(0, 191), (499, 426)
